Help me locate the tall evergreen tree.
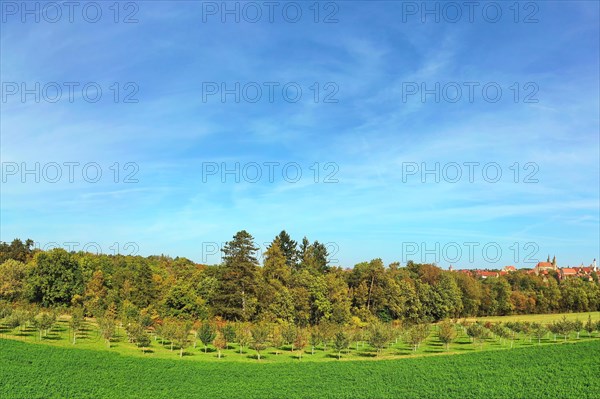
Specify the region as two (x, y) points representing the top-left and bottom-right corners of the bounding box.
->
(312, 241), (329, 273)
(263, 237), (290, 284)
(213, 230), (259, 321)
(298, 237), (311, 268)
(276, 230), (298, 268)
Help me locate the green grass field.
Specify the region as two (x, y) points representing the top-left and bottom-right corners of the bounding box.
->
(1, 338), (598, 399)
(1, 311), (599, 363)
(1, 312), (599, 398)
(468, 311), (600, 324)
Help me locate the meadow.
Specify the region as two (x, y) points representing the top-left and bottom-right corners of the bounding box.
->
(1, 311), (599, 398)
(469, 311), (600, 324)
(1, 311), (599, 363)
(1, 337), (598, 399)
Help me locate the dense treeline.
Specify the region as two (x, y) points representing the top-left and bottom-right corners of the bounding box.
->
(1, 231), (599, 326)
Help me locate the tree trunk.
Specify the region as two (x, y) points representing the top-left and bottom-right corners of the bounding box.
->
(367, 275), (375, 310)
(338, 351), (341, 360)
(180, 348), (184, 357)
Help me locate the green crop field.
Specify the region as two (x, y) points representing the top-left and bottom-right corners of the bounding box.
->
(1, 338), (598, 399)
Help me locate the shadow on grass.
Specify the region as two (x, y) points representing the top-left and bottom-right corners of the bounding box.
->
(246, 354), (267, 360)
(357, 352), (377, 358)
(455, 346), (475, 351)
(42, 335), (62, 341)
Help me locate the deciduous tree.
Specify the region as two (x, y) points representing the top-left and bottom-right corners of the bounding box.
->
(213, 331), (227, 359)
(332, 330), (350, 359)
(198, 322), (216, 353)
(251, 323), (269, 360)
(438, 320), (457, 350)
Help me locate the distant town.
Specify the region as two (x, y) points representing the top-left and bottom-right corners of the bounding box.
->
(448, 258), (598, 281)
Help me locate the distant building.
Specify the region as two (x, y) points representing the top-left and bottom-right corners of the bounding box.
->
(560, 268), (578, 279)
(475, 270), (499, 279)
(534, 261), (557, 275)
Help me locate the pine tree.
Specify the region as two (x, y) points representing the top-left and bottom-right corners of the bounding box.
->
(276, 230), (298, 268)
(263, 237), (290, 285)
(213, 230), (259, 321)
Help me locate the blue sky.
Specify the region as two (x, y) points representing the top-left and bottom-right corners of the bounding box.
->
(1, 1), (598, 268)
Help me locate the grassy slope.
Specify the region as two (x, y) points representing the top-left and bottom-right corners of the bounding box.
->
(1, 338), (599, 399)
(1, 311), (598, 363)
(467, 311), (600, 324)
